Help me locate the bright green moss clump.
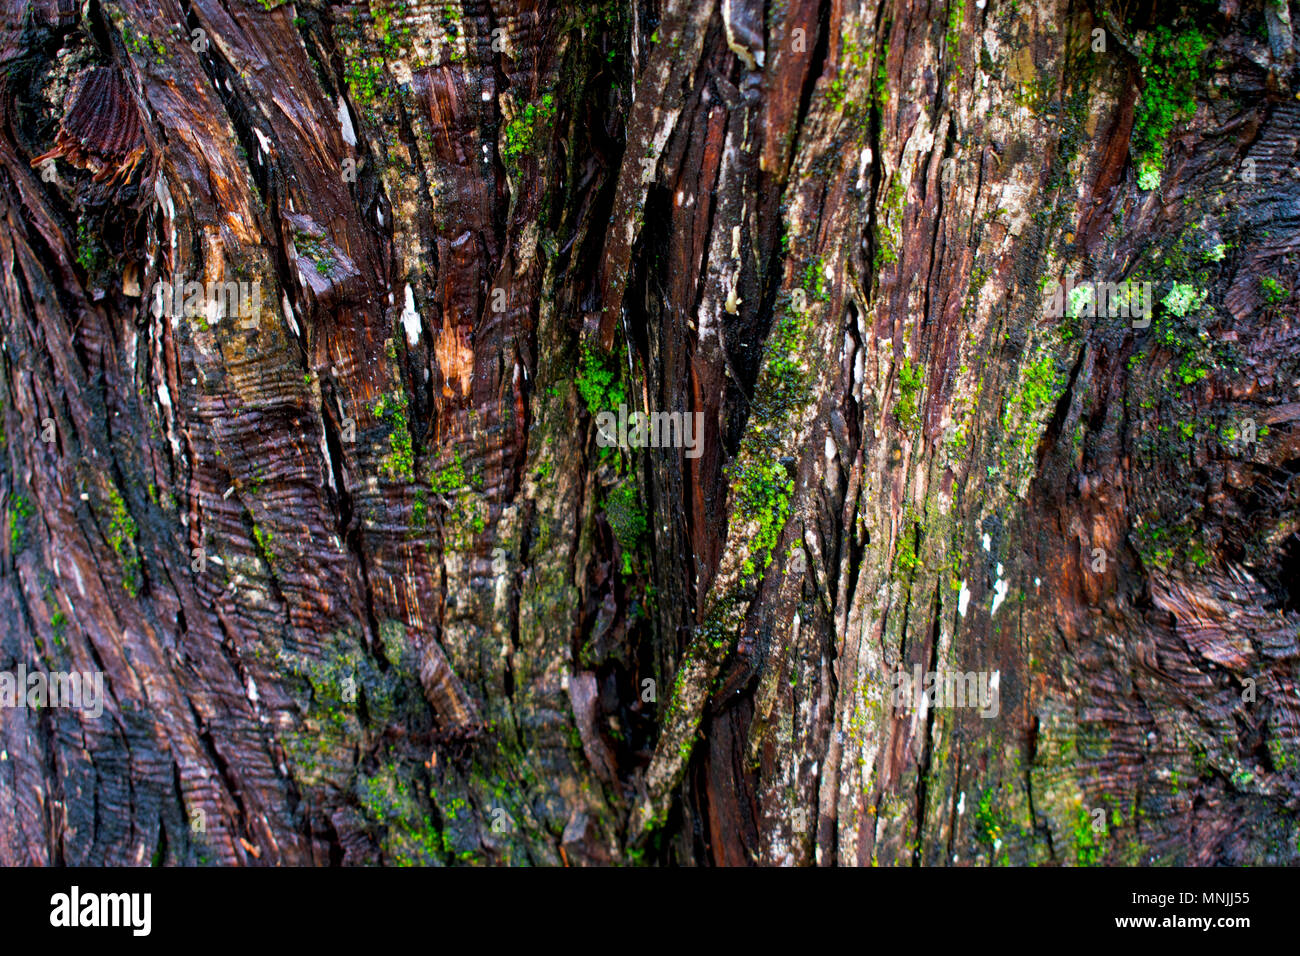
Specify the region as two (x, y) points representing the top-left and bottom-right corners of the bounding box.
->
(375, 392), (415, 482)
(731, 460), (794, 579)
(1132, 26), (1207, 188)
(1073, 804), (1105, 866)
(501, 94), (556, 176)
(1260, 275), (1288, 304)
(576, 342), (626, 417)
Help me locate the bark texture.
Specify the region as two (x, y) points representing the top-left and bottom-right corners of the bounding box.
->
(1, 0), (1298, 865)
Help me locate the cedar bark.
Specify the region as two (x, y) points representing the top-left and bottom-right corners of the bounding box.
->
(1, 0), (1297, 865)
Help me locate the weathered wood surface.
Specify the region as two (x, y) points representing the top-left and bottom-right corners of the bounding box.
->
(0, 0), (1297, 865)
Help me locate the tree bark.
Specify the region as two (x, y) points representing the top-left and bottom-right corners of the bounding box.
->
(1, 0), (1298, 865)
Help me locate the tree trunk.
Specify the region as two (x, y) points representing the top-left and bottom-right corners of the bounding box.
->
(1, 0), (1297, 866)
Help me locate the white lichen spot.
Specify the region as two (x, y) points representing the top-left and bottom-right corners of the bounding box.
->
(990, 564), (1009, 615)
(338, 98), (356, 146)
(958, 579), (971, 616)
(400, 284), (422, 345)
(857, 147), (872, 192)
(982, 532), (991, 551)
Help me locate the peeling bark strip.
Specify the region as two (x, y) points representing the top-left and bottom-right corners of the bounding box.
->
(0, 0), (1297, 866)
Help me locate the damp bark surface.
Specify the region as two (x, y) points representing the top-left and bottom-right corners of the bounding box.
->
(1, 0), (1298, 865)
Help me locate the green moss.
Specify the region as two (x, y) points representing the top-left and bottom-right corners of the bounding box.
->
(429, 454), (468, 496)
(945, 0), (965, 78)
(1132, 26), (1207, 186)
(1002, 351), (1061, 460)
(576, 342), (626, 417)
(802, 257), (830, 303)
(375, 391), (414, 482)
(875, 174), (905, 270)
(1131, 514), (1206, 571)
(428, 454), (485, 549)
(121, 25), (167, 65)
(410, 489), (428, 531)
(358, 761), (448, 866)
(372, 0), (412, 55)
(1175, 351), (1209, 385)
(75, 220), (104, 274)
(344, 58), (387, 108)
(826, 74), (848, 108)
(604, 481), (645, 575)
(1260, 275), (1288, 304)
(8, 494), (33, 552)
(501, 94), (556, 177)
(756, 298), (814, 418)
(276, 625), (421, 790)
(1073, 804), (1105, 866)
(874, 31), (891, 109)
(896, 511), (921, 576)
(895, 356), (924, 430)
(50, 610), (67, 645)
(973, 786), (1009, 848)
(107, 488), (141, 597)
(293, 230), (337, 278)
(252, 524), (274, 555)
(731, 459), (794, 580)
